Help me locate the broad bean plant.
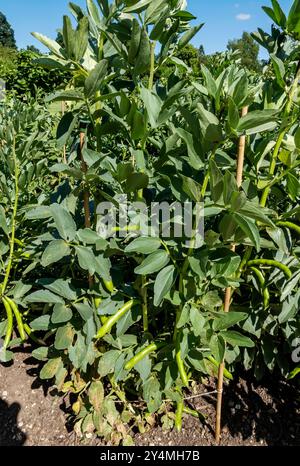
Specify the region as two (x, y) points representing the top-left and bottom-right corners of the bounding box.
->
(0, 0), (300, 444)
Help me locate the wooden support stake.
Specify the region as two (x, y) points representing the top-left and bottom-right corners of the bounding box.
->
(61, 101), (67, 164)
(215, 106), (248, 444)
(80, 131), (93, 288)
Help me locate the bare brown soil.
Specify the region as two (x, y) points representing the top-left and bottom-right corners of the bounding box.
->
(0, 350), (299, 446)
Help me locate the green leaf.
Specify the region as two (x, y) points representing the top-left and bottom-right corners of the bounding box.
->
(237, 110), (278, 135)
(270, 54), (286, 89)
(26, 290), (64, 304)
(178, 24), (204, 49)
(38, 278), (77, 301)
(56, 112), (78, 148)
(153, 265), (176, 306)
(40, 358), (63, 380)
(85, 60), (108, 99)
(63, 15), (75, 57)
(54, 324), (74, 350)
(209, 334), (225, 363)
(201, 291), (222, 310)
(125, 172), (149, 192)
(76, 228), (102, 244)
(223, 171), (238, 205)
(51, 204), (77, 241)
(0, 349), (14, 363)
(134, 250), (170, 275)
(133, 28), (151, 76)
(74, 17), (89, 61)
(74, 303), (94, 321)
(209, 159), (223, 203)
(98, 350), (120, 377)
(31, 32), (65, 58)
(25, 206), (52, 220)
(181, 175), (202, 202)
(288, 0), (300, 34)
(271, 0), (287, 28)
(128, 18), (142, 64)
(41, 240), (71, 267)
(46, 89), (84, 103)
(233, 213), (261, 251)
(51, 304), (73, 324)
(124, 0), (152, 13)
(176, 128), (203, 170)
(213, 312), (248, 331)
(0, 206), (8, 236)
(30, 315), (51, 331)
(140, 87), (162, 128)
(125, 237), (162, 254)
(228, 97), (239, 131)
(230, 73), (248, 108)
(238, 201), (275, 227)
(32, 347), (50, 362)
(87, 0), (101, 25)
(201, 65), (217, 98)
(262, 6), (279, 25)
(221, 330), (255, 348)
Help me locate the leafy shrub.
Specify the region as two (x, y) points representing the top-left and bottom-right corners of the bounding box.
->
(0, 49), (71, 99)
(0, 0), (300, 445)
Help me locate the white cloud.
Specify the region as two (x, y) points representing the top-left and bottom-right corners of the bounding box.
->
(236, 13), (251, 21)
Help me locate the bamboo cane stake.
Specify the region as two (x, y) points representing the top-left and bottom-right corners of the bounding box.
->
(61, 101), (67, 164)
(79, 130), (93, 288)
(215, 105), (248, 444)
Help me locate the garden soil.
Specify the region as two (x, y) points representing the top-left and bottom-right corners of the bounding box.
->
(0, 349), (299, 446)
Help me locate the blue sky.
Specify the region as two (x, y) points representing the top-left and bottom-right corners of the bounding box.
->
(0, 0), (294, 57)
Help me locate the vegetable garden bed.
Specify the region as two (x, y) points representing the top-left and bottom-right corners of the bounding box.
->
(1, 349), (299, 446)
(1, 0), (300, 446)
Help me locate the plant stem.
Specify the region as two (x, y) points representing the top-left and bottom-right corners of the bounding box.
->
(141, 275), (148, 332)
(215, 106), (248, 444)
(148, 41), (156, 90)
(260, 130), (285, 207)
(2, 135), (18, 295)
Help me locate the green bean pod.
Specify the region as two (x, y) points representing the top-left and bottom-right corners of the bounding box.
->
(183, 406), (206, 421)
(175, 401), (184, 432)
(95, 299), (138, 339)
(23, 324), (46, 346)
(5, 297), (26, 341)
(2, 297), (14, 349)
(206, 355), (233, 381)
(125, 342), (164, 371)
(250, 267), (270, 309)
(102, 279), (115, 294)
(276, 221), (300, 235)
(175, 335), (189, 387)
(247, 259), (292, 279)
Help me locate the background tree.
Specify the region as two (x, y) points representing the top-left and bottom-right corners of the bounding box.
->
(0, 12), (16, 49)
(227, 31), (261, 72)
(0, 49), (71, 99)
(26, 45), (40, 54)
(198, 44), (208, 65)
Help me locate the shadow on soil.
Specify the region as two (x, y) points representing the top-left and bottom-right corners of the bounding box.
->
(221, 371), (300, 446)
(14, 346), (300, 446)
(0, 398), (27, 446)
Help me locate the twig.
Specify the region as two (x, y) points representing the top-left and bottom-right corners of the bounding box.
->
(113, 390), (219, 405)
